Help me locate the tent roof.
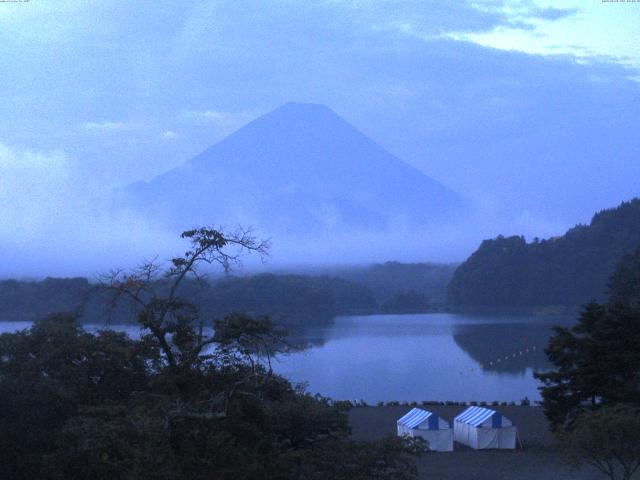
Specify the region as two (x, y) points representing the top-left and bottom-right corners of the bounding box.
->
(455, 406), (503, 427)
(397, 408), (434, 429)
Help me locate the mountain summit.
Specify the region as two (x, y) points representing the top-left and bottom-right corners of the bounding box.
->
(124, 102), (468, 240)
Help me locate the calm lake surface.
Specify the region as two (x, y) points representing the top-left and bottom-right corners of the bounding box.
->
(0, 313), (573, 403)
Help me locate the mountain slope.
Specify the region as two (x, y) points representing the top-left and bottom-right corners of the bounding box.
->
(447, 199), (640, 308)
(123, 102), (468, 237)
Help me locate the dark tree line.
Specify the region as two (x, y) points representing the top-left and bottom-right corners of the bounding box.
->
(0, 264), (455, 324)
(333, 261), (457, 304)
(0, 277), (90, 321)
(380, 290), (433, 314)
(0, 273), (377, 326)
(202, 273), (377, 324)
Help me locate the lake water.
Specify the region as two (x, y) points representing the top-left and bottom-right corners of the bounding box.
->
(0, 313), (573, 403)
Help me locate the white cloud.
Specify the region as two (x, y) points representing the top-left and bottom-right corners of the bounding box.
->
(82, 120), (140, 132)
(448, 1), (640, 71)
(181, 109), (257, 132)
(160, 130), (179, 140)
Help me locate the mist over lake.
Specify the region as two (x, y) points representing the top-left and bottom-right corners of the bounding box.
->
(2, 2), (639, 478)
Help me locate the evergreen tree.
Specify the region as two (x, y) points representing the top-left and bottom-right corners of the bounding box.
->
(608, 245), (640, 309)
(448, 199), (640, 308)
(536, 247), (640, 430)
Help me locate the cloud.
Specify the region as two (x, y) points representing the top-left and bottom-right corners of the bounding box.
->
(82, 121), (140, 132)
(354, 1), (579, 42)
(529, 7), (578, 21)
(0, 141), (177, 277)
(0, 0), (638, 274)
(181, 109), (256, 132)
(468, 2), (579, 23)
(0, 142), (74, 230)
(448, 2), (638, 72)
(182, 110), (228, 124)
(160, 130), (179, 140)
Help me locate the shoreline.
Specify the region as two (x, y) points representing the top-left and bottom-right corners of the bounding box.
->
(348, 405), (602, 480)
(348, 405), (553, 446)
(340, 399), (535, 408)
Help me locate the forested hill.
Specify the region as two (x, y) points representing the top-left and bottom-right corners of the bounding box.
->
(323, 261), (457, 303)
(447, 199), (640, 309)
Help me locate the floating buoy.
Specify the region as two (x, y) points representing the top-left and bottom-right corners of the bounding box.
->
(482, 345), (542, 370)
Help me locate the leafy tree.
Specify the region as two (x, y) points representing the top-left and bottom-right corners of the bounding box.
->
(0, 227), (420, 479)
(0, 313), (149, 480)
(101, 227), (269, 372)
(563, 405), (640, 480)
(213, 313), (290, 374)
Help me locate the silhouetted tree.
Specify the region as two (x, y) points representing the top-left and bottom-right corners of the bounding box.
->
(101, 227), (269, 372)
(536, 248), (640, 430)
(0, 227), (420, 479)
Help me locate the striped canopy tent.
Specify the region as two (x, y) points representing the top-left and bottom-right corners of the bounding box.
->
(453, 406), (517, 450)
(397, 408), (453, 452)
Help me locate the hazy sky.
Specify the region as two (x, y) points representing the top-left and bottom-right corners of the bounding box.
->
(1, 0), (639, 275)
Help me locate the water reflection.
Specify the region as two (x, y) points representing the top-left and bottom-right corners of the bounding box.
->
(452, 321), (564, 374)
(275, 314), (575, 402)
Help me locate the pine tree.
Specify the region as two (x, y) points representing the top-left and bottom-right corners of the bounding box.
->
(536, 246), (640, 430)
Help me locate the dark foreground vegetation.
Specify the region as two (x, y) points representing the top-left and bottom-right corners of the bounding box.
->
(0, 228), (421, 480)
(448, 198), (640, 309)
(534, 245), (640, 480)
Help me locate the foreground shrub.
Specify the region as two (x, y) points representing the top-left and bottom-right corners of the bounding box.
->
(563, 405), (640, 480)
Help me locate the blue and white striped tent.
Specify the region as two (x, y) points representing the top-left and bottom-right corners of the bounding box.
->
(454, 406), (517, 449)
(397, 408), (453, 451)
